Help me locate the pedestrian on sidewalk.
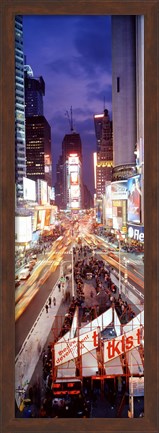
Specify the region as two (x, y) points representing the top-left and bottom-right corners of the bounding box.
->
(53, 297), (56, 306)
(45, 304), (48, 314)
(58, 283), (61, 292)
(48, 297), (52, 308)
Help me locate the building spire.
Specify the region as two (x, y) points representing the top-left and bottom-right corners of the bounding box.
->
(103, 96), (106, 111)
(65, 106), (74, 132)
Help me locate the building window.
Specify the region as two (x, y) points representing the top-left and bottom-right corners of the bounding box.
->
(117, 77), (120, 93)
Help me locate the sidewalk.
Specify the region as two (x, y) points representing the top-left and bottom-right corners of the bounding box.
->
(15, 275), (72, 407)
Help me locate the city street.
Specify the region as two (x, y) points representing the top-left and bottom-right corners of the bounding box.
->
(15, 250), (144, 418)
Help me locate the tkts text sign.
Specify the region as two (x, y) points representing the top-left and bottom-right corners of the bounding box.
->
(104, 327), (141, 363)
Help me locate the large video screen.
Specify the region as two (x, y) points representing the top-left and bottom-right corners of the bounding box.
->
(15, 216), (32, 243)
(37, 209), (46, 230)
(23, 177), (36, 201)
(111, 180), (128, 200)
(127, 175), (141, 224)
(105, 184), (112, 219)
(44, 209), (51, 227)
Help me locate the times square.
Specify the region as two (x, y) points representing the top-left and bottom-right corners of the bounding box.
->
(14, 15), (144, 419)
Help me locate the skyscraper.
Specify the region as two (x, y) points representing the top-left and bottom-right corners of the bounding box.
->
(26, 115), (52, 186)
(24, 66), (45, 117)
(55, 155), (64, 208)
(24, 62), (52, 189)
(112, 16), (136, 168)
(15, 16), (26, 201)
(55, 130), (83, 210)
(94, 109), (113, 200)
(93, 113), (103, 153)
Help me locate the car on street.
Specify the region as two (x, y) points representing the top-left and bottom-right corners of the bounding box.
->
(86, 272), (93, 280)
(31, 254), (37, 260)
(19, 268), (30, 280)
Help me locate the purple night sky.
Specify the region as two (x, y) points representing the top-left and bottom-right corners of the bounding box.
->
(23, 15), (112, 195)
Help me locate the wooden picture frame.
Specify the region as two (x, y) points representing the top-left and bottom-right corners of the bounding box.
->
(0, 0), (158, 432)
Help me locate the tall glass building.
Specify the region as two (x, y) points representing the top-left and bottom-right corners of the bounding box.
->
(15, 16), (26, 201)
(24, 67), (45, 117)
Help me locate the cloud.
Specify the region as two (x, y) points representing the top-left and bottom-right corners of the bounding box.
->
(46, 16), (112, 80)
(87, 84), (112, 105)
(73, 16), (112, 76)
(23, 15), (112, 194)
(46, 56), (83, 78)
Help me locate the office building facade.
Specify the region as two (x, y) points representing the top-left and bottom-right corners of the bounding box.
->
(24, 67), (45, 117)
(26, 115), (52, 186)
(112, 16), (136, 168)
(94, 109), (113, 200)
(15, 15), (26, 201)
(55, 131), (83, 210)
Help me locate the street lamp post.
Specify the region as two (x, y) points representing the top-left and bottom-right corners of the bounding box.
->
(117, 235), (121, 295)
(117, 233), (125, 295)
(123, 256), (129, 283)
(71, 245), (75, 299)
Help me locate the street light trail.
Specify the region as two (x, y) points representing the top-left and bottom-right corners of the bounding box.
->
(100, 253), (144, 289)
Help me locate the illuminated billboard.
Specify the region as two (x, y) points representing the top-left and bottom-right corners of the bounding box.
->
(23, 177), (36, 202)
(15, 216), (32, 243)
(37, 209), (46, 230)
(32, 210), (38, 232)
(44, 209), (51, 227)
(41, 180), (48, 205)
(111, 180), (128, 200)
(127, 175), (141, 224)
(70, 185), (80, 199)
(68, 154), (79, 167)
(37, 179), (48, 205)
(50, 208), (56, 225)
(70, 172), (79, 185)
(105, 184), (112, 219)
(112, 200), (127, 230)
(68, 154), (81, 209)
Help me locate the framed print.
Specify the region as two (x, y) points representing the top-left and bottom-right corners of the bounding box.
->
(0, 0), (159, 433)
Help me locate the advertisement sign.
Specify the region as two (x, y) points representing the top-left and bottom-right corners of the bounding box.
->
(104, 327), (141, 363)
(105, 184), (112, 219)
(15, 216), (32, 243)
(111, 180), (128, 200)
(40, 180), (48, 205)
(68, 154), (79, 167)
(70, 185), (80, 199)
(70, 172), (79, 185)
(50, 187), (55, 201)
(23, 177), (36, 202)
(54, 328), (99, 366)
(127, 224), (144, 242)
(44, 153), (52, 174)
(112, 200), (127, 230)
(68, 154), (81, 209)
(37, 209), (45, 230)
(127, 175), (141, 223)
(44, 209), (51, 227)
(50, 208), (56, 225)
(32, 210), (38, 232)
